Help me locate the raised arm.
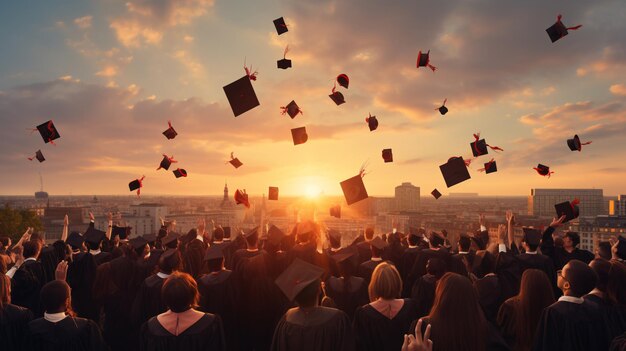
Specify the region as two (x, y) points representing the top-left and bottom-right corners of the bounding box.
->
(105, 212), (113, 240)
(505, 210), (515, 251)
(12, 228), (32, 249)
(540, 215), (565, 259)
(61, 214), (69, 242)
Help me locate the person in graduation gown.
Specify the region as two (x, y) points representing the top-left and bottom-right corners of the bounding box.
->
(605, 259), (626, 347)
(541, 216), (595, 270)
(534, 259), (609, 351)
(231, 227), (265, 272)
(410, 272), (509, 351)
(1, 266), (34, 351)
(473, 249), (504, 324)
(9, 240), (46, 316)
(288, 223), (320, 266)
(508, 228), (558, 296)
(357, 237), (387, 284)
(324, 247), (368, 320)
(353, 227), (375, 264)
(449, 234), (475, 277)
(28, 279), (107, 351)
(399, 229), (427, 297)
(181, 238), (206, 280)
(131, 249), (181, 329)
(407, 232), (451, 289)
(353, 262), (419, 351)
(139, 272), (226, 351)
(132, 236), (159, 283)
(497, 269), (555, 351)
(271, 258), (355, 351)
(410, 258), (445, 319)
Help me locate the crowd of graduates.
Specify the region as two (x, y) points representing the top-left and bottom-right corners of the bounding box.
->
(1, 211), (626, 351)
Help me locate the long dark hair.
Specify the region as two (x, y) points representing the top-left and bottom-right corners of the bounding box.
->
(515, 269), (555, 350)
(183, 239), (206, 280)
(608, 261), (626, 306)
(428, 272), (487, 351)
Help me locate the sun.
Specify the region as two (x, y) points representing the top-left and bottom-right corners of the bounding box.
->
(304, 184), (321, 199)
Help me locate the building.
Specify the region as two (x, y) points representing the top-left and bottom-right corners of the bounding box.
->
(395, 182), (420, 211)
(609, 195), (626, 216)
(570, 215), (626, 253)
(42, 207), (89, 241)
(528, 189), (605, 218)
(94, 203), (167, 237)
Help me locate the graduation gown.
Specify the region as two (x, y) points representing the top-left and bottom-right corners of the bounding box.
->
(474, 274), (502, 324)
(11, 259), (46, 316)
(0, 304), (34, 351)
(584, 294), (626, 348)
(353, 299), (419, 351)
(357, 259), (383, 284)
(39, 246), (60, 284)
(28, 316), (107, 351)
(355, 241), (372, 265)
(399, 247), (420, 297)
(231, 248), (263, 272)
(288, 243), (319, 267)
(612, 332), (626, 351)
(66, 252), (98, 321)
(449, 251), (476, 277)
(198, 270), (238, 350)
(92, 251), (112, 266)
(131, 273), (169, 328)
(407, 248), (451, 287)
(540, 227), (595, 270)
(533, 299), (609, 351)
(410, 275), (437, 318)
(271, 307), (355, 351)
(324, 276), (369, 320)
(139, 313), (226, 351)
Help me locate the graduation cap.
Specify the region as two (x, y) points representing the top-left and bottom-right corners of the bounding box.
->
(291, 127), (308, 145)
(440, 157), (471, 188)
(328, 229), (342, 247)
(277, 45), (291, 70)
(273, 17), (288, 35)
(129, 236), (148, 250)
(156, 154), (177, 171)
(478, 159), (497, 174)
(555, 199), (580, 223)
(366, 114), (378, 131)
(223, 75), (260, 117)
(281, 100), (303, 118)
(471, 133), (503, 157)
(234, 189), (250, 208)
(85, 227), (106, 246)
(329, 204), (341, 218)
(162, 121), (177, 140)
(112, 226), (130, 240)
(173, 168), (187, 178)
(382, 149), (393, 163)
(275, 258), (324, 302)
(66, 231), (84, 249)
(546, 14), (582, 43)
(331, 247), (357, 264)
(370, 236), (389, 250)
(143, 233), (157, 244)
(429, 231), (445, 247)
(268, 225), (286, 246)
(223, 227), (231, 238)
(416, 50), (437, 72)
(162, 232), (179, 247)
(533, 164), (554, 178)
(617, 236), (626, 260)
(336, 74), (349, 89)
(567, 134), (592, 152)
(227, 152), (243, 169)
(129, 176), (145, 196)
(28, 150), (45, 163)
(204, 244), (225, 261)
(522, 228), (542, 246)
(268, 186), (279, 200)
(244, 226), (259, 241)
(34, 120), (61, 144)
(409, 227), (425, 238)
(340, 166), (369, 205)
(431, 189), (442, 199)
(436, 99), (448, 115)
(329, 90), (345, 105)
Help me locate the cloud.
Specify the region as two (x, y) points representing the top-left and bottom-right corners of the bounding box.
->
(610, 84), (626, 96)
(73, 16), (93, 29)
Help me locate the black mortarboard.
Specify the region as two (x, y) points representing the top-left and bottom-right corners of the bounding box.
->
(440, 157), (471, 188)
(223, 76), (260, 117)
(204, 244), (225, 261)
(66, 231), (84, 249)
(431, 189), (442, 199)
(370, 236), (388, 250)
(328, 229), (341, 247)
(112, 226), (130, 240)
(277, 58), (292, 69)
(129, 176), (145, 195)
(160, 248), (180, 265)
(163, 121), (177, 140)
(555, 199), (580, 223)
(382, 149), (393, 163)
(330, 204), (341, 218)
(409, 227), (425, 238)
(268, 225), (286, 246)
(291, 127), (308, 145)
(430, 231), (445, 247)
(480, 159), (497, 174)
(228, 152), (243, 168)
(340, 174), (368, 205)
(366, 114), (378, 131)
(129, 236), (148, 250)
(567, 134), (592, 152)
(143, 233), (157, 244)
(275, 258), (324, 301)
(234, 189), (250, 208)
(85, 227), (106, 246)
(244, 226), (259, 241)
(173, 168), (187, 178)
(416, 50), (437, 72)
(617, 236), (626, 260)
(28, 150), (45, 162)
(35, 120), (61, 144)
(471, 138), (488, 157)
(162, 232), (179, 246)
(436, 99), (448, 115)
(533, 164), (553, 177)
(281, 100), (302, 119)
(336, 74), (349, 89)
(329, 91), (345, 105)
(331, 247), (356, 264)
(273, 17), (288, 35)
(157, 154), (176, 171)
(546, 14), (582, 43)
(522, 228), (542, 246)
(268, 186), (279, 200)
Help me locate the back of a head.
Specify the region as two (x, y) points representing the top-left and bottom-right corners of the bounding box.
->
(213, 227), (224, 242)
(368, 262), (402, 302)
(407, 234), (421, 246)
(426, 258), (446, 280)
(458, 235), (471, 252)
(183, 239), (205, 279)
(565, 232), (580, 248)
(23, 240), (42, 259)
(607, 261), (626, 306)
(294, 279), (321, 308)
(429, 272), (487, 351)
(0, 236), (10, 249)
(159, 250), (182, 274)
(589, 259), (612, 293)
(564, 260), (597, 297)
(516, 269), (556, 347)
(162, 272), (199, 313)
(41, 280), (71, 314)
(364, 227), (375, 241)
(370, 245), (384, 258)
(597, 242), (612, 261)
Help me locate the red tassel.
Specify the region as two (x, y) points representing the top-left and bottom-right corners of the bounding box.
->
(156, 154), (177, 170)
(359, 161), (369, 178)
(244, 59), (258, 81)
(28, 156), (34, 161)
(47, 120), (57, 146)
(571, 198), (580, 207)
(137, 175), (145, 196)
(473, 133), (481, 155)
(464, 158), (473, 167)
(488, 145), (504, 152)
(478, 158), (495, 172)
(427, 64), (437, 72)
(533, 168), (554, 178)
(283, 45), (290, 59)
(167, 120), (173, 129)
(557, 14), (582, 31)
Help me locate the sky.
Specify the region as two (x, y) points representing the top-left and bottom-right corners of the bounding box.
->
(1, 0), (626, 197)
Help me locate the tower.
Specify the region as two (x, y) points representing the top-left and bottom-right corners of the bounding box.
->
(223, 181), (229, 201)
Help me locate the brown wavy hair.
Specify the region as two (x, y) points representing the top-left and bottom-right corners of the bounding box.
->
(515, 269), (555, 350)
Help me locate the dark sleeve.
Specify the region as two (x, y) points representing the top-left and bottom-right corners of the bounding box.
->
(130, 281), (147, 327)
(87, 320), (109, 351)
(510, 242), (520, 255)
(337, 312), (356, 351)
(411, 278), (434, 318)
(270, 316), (287, 351)
(209, 314), (227, 351)
(540, 226), (555, 259)
(497, 300), (517, 348)
(532, 308), (558, 351)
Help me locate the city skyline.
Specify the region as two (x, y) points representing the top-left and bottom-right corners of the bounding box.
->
(2, 1), (626, 197)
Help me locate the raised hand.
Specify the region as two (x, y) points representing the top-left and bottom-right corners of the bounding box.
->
(55, 260), (69, 281)
(609, 236), (620, 260)
(549, 215), (567, 229)
(478, 214), (486, 228)
(505, 210), (514, 224)
(498, 224), (507, 244)
(64, 214), (69, 226)
(402, 319), (433, 351)
(89, 212), (94, 221)
(107, 212), (113, 222)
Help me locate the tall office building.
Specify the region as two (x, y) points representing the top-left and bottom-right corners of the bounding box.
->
(528, 189), (605, 218)
(609, 195), (626, 216)
(395, 182), (420, 211)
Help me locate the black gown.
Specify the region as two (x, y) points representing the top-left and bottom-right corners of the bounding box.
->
(410, 275), (437, 318)
(407, 248), (451, 286)
(271, 306), (355, 351)
(11, 259), (46, 316)
(131, 273), (169, 328)
(474, 274), (502, 324)
(353, 299), (418, 351)
(198, 270), (238, 350)
(28, 316), (107, 351)
(324, 276), (369, 320)
(355, 241), (371, 265)
(139, 313), (226, 351)
(67, 252), (98, 320)
(0, 304), (34, 351)
(399, 247), (421, 297)
(93, 251), (112, 266)
(357, 260), (383, 284)
(540, 227), (595, 270)
(533, 299), (609, 351)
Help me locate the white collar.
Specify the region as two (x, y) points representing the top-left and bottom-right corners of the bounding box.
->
(213, 240), (223, 244)
(196, 235), (205, 242)
(589, 288), (604, 298)
(330, 247), (341, 252)
(246, 248), (259, 252)
(408, 245), (418, 249)
(223, 238), (231, 242)
(144, 252), (151, 260)
(525, 251), (538, 255)
(371, 257), (383, 262)
(24, 257), (37, 262)
(484, 273), (497, 277)
(458, 251), (469, 255)
(89, 249), (101, 255)
(44, 312), (67, 323)
(559, 296), (584, 304)
(157, 272), (171, 279)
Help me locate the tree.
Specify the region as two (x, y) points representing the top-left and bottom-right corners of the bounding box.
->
(0, 205), (43, 242)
